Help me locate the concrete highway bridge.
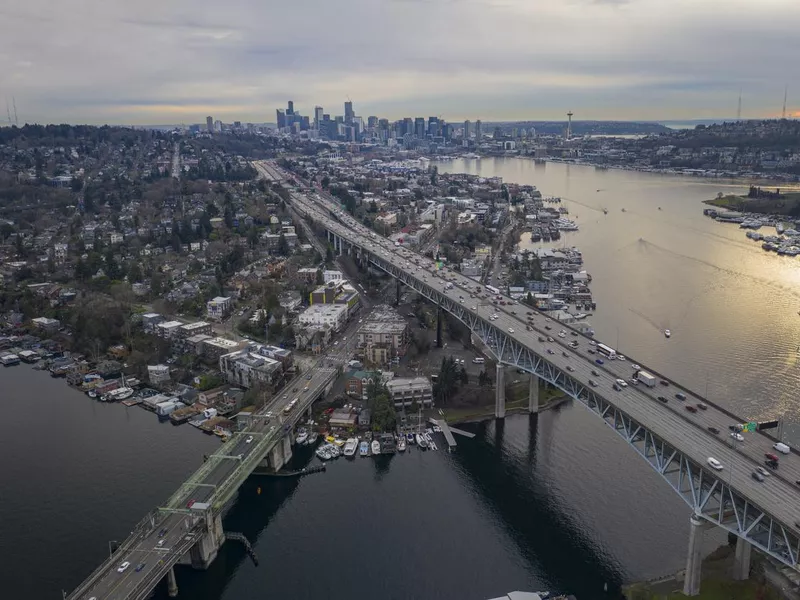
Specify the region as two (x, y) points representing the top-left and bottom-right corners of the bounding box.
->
(261, 160), (800, 596)
(67, 364), (337, 600)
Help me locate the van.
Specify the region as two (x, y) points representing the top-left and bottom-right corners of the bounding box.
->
(774, 442), (791, 454)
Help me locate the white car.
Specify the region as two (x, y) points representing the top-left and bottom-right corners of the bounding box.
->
(617, 355), (626, 361)
(246, 436), (253, 444)
(631, 364), (641, 371)
(508, 328), (515, 334)
(615, 379), (628, 388)
(558, 332), (566, 338)
(117, 561), (131, 573)
(730, 432), (745, 442)
(707, 457), (723, 471)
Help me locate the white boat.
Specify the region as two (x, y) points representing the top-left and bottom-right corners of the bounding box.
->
(664, 329), (671, 338)
(398, 437), (407, 452)
(307, 431), (319, 446)
(371, 440), (381, 455)
(359, 441), (370, 456)
(416, 433), (428, 449)
(343, 438), (358, 457)
(328, 444), (341, 458)
(104, 385), (134, 401)
(295, 430), (309, 445)
(315, 445), (332, 461)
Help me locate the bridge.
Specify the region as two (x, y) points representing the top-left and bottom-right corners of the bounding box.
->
(67, 364), (338, 600)
(260, 160), (800, 596)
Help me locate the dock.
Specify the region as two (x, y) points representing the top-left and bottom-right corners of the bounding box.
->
(428, 418), (475, 450)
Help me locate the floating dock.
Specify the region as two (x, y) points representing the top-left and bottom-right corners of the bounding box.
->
(428, 418), (475, 450)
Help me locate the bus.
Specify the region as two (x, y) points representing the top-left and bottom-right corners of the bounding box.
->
(596, 343), (617, 359)
(486, 285), (500, 295)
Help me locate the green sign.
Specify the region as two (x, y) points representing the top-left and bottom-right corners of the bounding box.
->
(742, 422), (757, 433)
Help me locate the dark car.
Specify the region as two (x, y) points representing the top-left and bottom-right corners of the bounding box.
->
(729, 424), (742, 432)
(562, 351), (569, 357)
(659, 380), (669, 386)
(765, 459), (779, 470)
(588, 349), (596, 354)
(589, 379), (598, 387)
(158, 528), (168, 538)
(591, 369), (600, 376)
(566, 365), (574, 372)
(675, 392), (686, 401)
(612, 383), (621, 391)
(657, 396), (668, 403)
(538, 336), (545, 342)
(135, 563), (146, 572)
(547, 349), (555, 355)
(707, 426), (720, 434)
(545, 325), (552, 330)
(685, 405), (697, 413)
(595, 358), (604, 365)
(571, 332), (578, 336)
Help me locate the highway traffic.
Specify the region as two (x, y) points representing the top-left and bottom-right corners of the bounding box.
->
(276, 163), (800, 546)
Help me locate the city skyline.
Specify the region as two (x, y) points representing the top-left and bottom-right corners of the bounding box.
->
(1, 0), (800, 125)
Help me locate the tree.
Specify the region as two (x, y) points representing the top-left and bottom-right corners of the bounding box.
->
(478, 370), (490, 387)
(277, 233), (290, 256)
(128, 262), (143, 283)
(460, 367), (468, 385)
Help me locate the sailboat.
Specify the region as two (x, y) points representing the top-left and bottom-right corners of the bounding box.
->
(103, 374), (134, 401)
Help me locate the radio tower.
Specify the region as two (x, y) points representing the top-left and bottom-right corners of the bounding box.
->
(566, 111), (573, 140)
(736, 90), (742, 121)
(5, 99), (11, 124)
(782, 84), (788, 119)
(12, 96), (18, 125)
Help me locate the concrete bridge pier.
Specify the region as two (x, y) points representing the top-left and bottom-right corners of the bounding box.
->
(528, 374), (539, 413)
(495, 363), (506, 419)
(267, 433), (294, 471)
(188, 513), (225, 570)
(167, 566), (178, 597)
(683, 515), (705, 596)
(733, 537), (752, 581)
(436, 305), (443, 348)
(395, 279), (401, 306)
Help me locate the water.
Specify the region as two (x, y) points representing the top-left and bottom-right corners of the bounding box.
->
(5, 160), (794, 599)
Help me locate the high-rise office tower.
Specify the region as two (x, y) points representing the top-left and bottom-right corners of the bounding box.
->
(414, 117), (426, 138)
(367, 116), (378, 129)
(344, 101), (354, 124)
(314, 106), (324, 129)
(276, 109), (286, 129)
(475, 120), (482, 140)
(287, 101), (294, 116)
(463, 120), (471, 139)
(427, 117), (439, 137)
(206, 116), (213, 132)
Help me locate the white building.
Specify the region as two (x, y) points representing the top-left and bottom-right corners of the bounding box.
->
(147, 364), (171, 384)
(323, 270), (344, 284)
(156, 320), (183, 339)
(386, 376), (433, 408)
(297, 304), (348, 331)
(207, 296), (232, 320)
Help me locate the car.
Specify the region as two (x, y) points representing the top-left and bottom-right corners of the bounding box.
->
(612, 383), (621, 391)
(707, 457), (723, 471)
(571, 331), (578, 336)
(729, 424), (742, 432)
(562, 351), (569, 357)
(707, 426), (720, 434)
(547, 349), (555, 355)
(158, 528), (167, 538)
(631, 364), (641, 370)
(558, 332), (566, 338)
(471, 306), (477, 311)
(588, 349), (596, 354)
(566, 366), (574, 372)
(615, 378), (627, 387)
(730, 432), (744, 442)
(547, 336), (554, 342)
(685, 405), (697, 413)
(765, 459), (779, 470)
(588, 340), (596, 345)
(117, 561), (131, 573)
(135, 563), (146, 572)
(545, 325), (552, 330)
(617, 355), (626, 361)
(292, 387), (299, 392)
(246, 436), (253, 444)
(591, 369), (599, 377)
(588, 379), (598, 387)
(752, 471), (765, 482)
(238, 453), (244, 460)
(659, 380), (669, 386)
(675, 392), (686, 401)
(697, 403), (707, 410)
(756, 466), (770, 477)
(629, 378), (639, 385)
(595, 358), (604, 365)
(306, 373), (313, 380)
(186, 500), (195, 508)
(508, 328), (515, 334)
(157, 539), (166, 547)
(538, 336), (545, 342)
(657, 396), (668, 403)
(765, 453), (779, 462)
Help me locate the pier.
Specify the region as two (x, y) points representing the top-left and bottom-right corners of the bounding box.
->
(428, 418), (475, 450)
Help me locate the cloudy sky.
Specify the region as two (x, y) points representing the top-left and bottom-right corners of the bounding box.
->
(1, 0), (799, 125)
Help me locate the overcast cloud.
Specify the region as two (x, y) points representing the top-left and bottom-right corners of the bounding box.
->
(1, 0), (799, 125)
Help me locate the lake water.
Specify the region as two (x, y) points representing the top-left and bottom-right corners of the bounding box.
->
(5, 159), (796, 599)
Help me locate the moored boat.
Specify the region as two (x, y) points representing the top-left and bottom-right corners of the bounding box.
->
(343, 438), (358, 457)
(664, 329), (671, 338)
(416, 433), (428, 449)
(359, 441), (369, 456)
(371, 439), (381, 455)
(295, 429), (309, 445)
(398, 437), (407, 452)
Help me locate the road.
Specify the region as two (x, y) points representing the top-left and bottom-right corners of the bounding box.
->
(271, 161), (800, 544)
(71, 365), (336, 600)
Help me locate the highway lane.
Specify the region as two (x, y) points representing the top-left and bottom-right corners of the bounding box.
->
(74, 367), (337, 600)
(280, 170), (800, 539)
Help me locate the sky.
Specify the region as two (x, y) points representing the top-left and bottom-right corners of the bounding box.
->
(1, 0), (800, 125)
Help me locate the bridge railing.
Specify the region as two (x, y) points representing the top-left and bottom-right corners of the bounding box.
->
(66, 509), (164, 599)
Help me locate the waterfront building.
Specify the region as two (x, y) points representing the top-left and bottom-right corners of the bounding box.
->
(386, 376), (433, 409)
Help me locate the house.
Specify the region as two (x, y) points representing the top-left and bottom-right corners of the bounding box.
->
(206, 296), (232, 320)
(346, 370), (381, 400)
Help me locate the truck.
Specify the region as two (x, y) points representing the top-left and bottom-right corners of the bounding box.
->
(636, 370), (657, 388)
(203, 408), (218, 419)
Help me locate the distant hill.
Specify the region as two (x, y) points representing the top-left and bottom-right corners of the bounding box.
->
(484, 120), (671, 136)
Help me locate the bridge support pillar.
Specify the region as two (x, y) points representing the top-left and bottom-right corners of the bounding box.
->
(436, 305), (443, 348)
(188, 514), (225, 570)
(733, 537), (752, 581)
(395, 279), (401, 306)
(528, 374), (539, 413)
(683, 515), (704, 596)
(495, 363), (506, 419)
(167, 566), (179, 597)
(282, 433), (293, 465)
